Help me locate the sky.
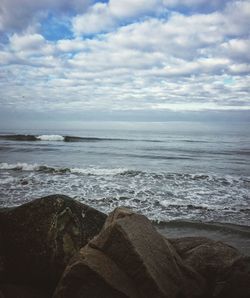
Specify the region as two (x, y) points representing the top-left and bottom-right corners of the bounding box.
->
(0, 0), (250, 126)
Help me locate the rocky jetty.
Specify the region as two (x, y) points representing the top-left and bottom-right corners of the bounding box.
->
(0, 195), (249, 298)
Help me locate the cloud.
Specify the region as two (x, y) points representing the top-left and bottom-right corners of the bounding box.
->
(162, 0), (231, 10)
(0, 0), (91, 32)
(108, 0), (161, 18)
(0, 0), (249, 117)
(9, 33), (45, 51)
(220, 39), (250, 62)
(72, 3), (115, 35)
(72, 0), (166, 35)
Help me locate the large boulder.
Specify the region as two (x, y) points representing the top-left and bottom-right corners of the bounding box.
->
(0, 230), (5, 281)
(0, 195), (106, 291)
(55, 207), (205, 298)
(53, 245), (139, 298)
(0, 284), (50, 298)
(170, 237), (250, 297)
(170, 237), (240, 278)
(213, 256), (250, 298)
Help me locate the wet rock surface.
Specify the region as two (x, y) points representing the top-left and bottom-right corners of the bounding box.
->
(90, 208), (205, 298)
(54, 245), (139, 298)
(0, 284), (50, 298)
(170, 237), (250, 297)
(0, 195), (106, 290)
(0, 196), (249, 298)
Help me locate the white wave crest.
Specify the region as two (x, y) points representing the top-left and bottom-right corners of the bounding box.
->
(0, 162), (39, 171)
(71, 167), (128, 176)
(37, 135), (64, 141)
(0, 162), (128, 176)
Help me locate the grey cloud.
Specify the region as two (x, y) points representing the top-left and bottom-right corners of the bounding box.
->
(0, 0), (92, 32)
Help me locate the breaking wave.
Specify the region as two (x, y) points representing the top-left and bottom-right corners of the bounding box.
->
(1, 162), (249, 185)
(0, 134), (161, 143)
(0, 162), (129, 175)
(37, 135), (64, 141)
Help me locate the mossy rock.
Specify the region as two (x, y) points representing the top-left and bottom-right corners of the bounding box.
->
(0, 195), (106, 291)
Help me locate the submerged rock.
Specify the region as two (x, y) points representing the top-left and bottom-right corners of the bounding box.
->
(0, 195), (106, 290)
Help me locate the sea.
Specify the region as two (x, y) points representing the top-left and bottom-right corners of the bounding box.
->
(0, 121), (250, 255)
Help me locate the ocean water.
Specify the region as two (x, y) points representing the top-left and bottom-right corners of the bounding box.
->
(0, 121), (250, 253)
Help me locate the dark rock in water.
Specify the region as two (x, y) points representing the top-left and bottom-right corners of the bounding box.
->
(0, 284), (50, 298)
(54, 245), (139, 298)
(88, 207), (204, 298)
(0, 195), (106, 291)
(170, 237), (250, 296)
(20, 179), (29, 185)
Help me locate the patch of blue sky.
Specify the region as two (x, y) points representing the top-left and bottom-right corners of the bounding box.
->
(0, 33), (9, 46)
(40, 13), (74, 41)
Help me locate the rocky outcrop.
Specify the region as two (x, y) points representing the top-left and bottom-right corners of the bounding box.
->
(170, 237), (250, 297)
(214, 255), (250, 298)
(0, 195), (106, 291)
(0, 284), (49, 298)
(53, 245), (139, 298)
(1, 196), (249, 298)
(54, 207), (205, 298)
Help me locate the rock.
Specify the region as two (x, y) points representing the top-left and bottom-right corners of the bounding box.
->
(53, 245), (139, 298)
(0, 284), (50, 298)
(0, 230), (5, 281)
(213, 256), (250, 298)
(170, 237), (246, 296)
(0, 195), (106, 290)
(170, 237), (240, 279)
(89, 207), (205, 298)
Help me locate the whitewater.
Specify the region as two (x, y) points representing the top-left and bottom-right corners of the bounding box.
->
(0, 121), (249, 254)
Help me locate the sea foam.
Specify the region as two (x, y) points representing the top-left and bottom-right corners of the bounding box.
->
(37, 135), (64, 141)
(0, 162), (39, 171)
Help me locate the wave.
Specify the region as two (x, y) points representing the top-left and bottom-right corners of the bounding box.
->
(36, 135), (64, 141)
(0, 162), (249, 184)
(0, 162), (129, 176)
(0, 134), (162, 143)
(0, 134), (111, 142)
(0, 134), (37, 141)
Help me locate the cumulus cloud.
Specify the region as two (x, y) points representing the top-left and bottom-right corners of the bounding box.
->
(9, 34), (45, 51)
(0, 0), (249, 116)
(72, 3), (115, 35)
(72, 0), (165, 35)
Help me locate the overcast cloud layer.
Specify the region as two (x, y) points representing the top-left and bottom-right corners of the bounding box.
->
(0, 0), (250, 123)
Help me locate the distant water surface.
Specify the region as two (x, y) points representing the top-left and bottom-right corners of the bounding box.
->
(0, 121), (249, 231)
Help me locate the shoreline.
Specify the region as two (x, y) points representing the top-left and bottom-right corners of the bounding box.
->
(155, 220), (250, 256)
(1, 198), (250, 256)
